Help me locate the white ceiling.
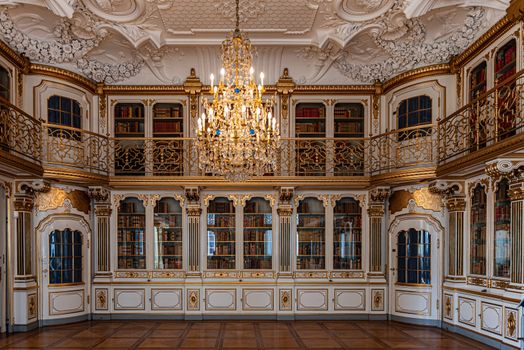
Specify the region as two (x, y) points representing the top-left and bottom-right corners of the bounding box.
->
(0, 0), (509, 85)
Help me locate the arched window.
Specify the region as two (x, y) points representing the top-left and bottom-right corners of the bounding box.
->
(494, 179), (511, 278)
(470, 184), (487, 276)
(0, 65), (9, 101)
(397, 95), (432, 140)
(397, 229), (431, 284)
(47, 95), (82, 140)
(49, 229), (82, 284)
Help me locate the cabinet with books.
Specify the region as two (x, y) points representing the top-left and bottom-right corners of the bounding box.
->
(207, 197), (236, 269)
(469, 62), (488, 149)
(333, 103), (365, 176)
(152, 103), (184, 175)
(154, 197), (183, 270)
(114, 103), (145, 175)
(494, 179), (511, 278)
(333, 197), (362, 270)
(495, 39), (517, 139)
(243, 197), (272, 270)
(296, 197), (325, 270)
(295, 103), (326, 176)
(153, 103), (184, 137)
(470, 184), (487, 276)
(117, 197), (146, 270)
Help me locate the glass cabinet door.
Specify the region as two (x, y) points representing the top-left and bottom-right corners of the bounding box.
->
(154, 197), (183, 269)
(207, 197), (236, 269)
(117, 197), (146, 269)
(296, 197), (325, 269)
(470, 184), (487, 276)
(494, 179), (511, 278)
(333, 197), (362, 270)
(243, 198), (272, 269)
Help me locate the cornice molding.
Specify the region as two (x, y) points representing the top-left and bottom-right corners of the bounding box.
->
(29, 63), (97, 92)
(382, 64), (451, 93)
(0, 39), (27, 69)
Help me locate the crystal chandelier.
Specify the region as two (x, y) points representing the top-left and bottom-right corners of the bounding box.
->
(196, 0), (280, 182)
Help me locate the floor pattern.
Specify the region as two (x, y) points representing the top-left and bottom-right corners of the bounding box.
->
(0, 320), (495, 349)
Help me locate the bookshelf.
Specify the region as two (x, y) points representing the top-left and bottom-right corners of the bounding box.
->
(494, 179), (511, 278)
(333, 197), (362, 270)
(153, 103), (184, 137)
(334, 103), (364, 138)
(296, 197), (325, 270)
(117, 197), (146, 269)
(470, 184), (487, 276)
(397, 229), (431, 284)
(207, 197), (236, 269)
(469, 62), (487, 102)
(495, 39), (517, 139)
(243, 198), (272, 270)
(295, 103), (326, 176)
(114, 103), (145, 176)
(154, 197), (183, 270)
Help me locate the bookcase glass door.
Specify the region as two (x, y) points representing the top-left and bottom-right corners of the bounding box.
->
(154, 197), (183, 270)
(333, 197), (362, 270)
(243, 197), (272, 270)
(295, 103), (326, 176)
(153, 103), (184, 176)
(397, 229), (431, 284)
(296, 197), (325, 270)
(207, 197), (236, 269)
(495, 39), (517, 140)
(114, 103), (146, 176)
(468, 62), (487, 149)
(117, 197), (146, 269)
(334, 103), (365, 176)
(470, 184), (487, 276)
(494, 178), (511, 278)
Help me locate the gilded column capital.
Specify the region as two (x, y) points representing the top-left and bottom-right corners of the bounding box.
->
(367, 203), (385, 217)
(369, 187), (389, 203)
(279, 187), (294, 206)
(445, 196), (466, 212)
(94, 205), (112, 217)
(88, 186), (111, 203)
(186, 207), (202, 216)
(184, 187), (200, 204)
(277, 207), (293, 216)
(14, 194), (34, 212)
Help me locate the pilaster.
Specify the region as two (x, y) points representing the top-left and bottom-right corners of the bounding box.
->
(185, 187), (202, 276)
(89, 186), (112, 279)
(367, 187), (389, 280)
(508, 167), (524, 290)
(277, 187), (293, 276)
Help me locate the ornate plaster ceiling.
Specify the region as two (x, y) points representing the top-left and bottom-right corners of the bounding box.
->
(0, 0), (509, 85)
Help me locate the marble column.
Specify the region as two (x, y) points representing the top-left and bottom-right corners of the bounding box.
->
(367, 187), (389, 279)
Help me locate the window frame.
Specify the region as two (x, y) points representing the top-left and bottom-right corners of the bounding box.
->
(49, 229), (83, 285)
(395, 95), (432, 141)
(47, 95), (82, 140)
(396, 228), (431, 285)
(0, 64), (10, 102)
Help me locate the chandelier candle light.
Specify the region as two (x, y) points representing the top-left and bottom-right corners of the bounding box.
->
(196, 0), (280, 182)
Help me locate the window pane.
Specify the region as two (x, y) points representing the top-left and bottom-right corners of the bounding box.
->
(63, 270), (72, 283)
(48, 96), (59, 110)
(61, 97), (71, 112)
(73, 101), (81, 116)
(74, 270), (82, 283)
(48, 110), (59, 124)
(50, 271), (61, 284)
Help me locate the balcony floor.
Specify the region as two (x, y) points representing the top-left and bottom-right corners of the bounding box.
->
(0, 319), (494, 349)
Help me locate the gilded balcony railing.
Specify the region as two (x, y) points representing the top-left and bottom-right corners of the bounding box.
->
(0, 96), (41, 164)
(42, 124), (111, 175)
(438, 69), (524, 164)
(368, 125), (436, 175)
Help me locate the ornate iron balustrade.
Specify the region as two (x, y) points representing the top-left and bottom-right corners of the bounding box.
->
(0, 96), (41, 164)
(438, 68), (524, 164)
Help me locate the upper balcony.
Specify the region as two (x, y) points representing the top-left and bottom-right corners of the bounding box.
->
(1, 69), (523, 187)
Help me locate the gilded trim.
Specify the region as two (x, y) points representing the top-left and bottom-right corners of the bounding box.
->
(29, 64), (96, 92)
(382, 64), (451, 93)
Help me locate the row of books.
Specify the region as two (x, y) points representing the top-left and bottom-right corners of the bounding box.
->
(120, 202), (144, 214)
(470, 65), (487, 91)
(118, 215), (145, 228)
(158, 245), (182, 255)
(334, 217), (362, 228)
(495, 44), (516, 72)
(116, 105), (143, 119)
(118, 245), (145, 255)
(297, 231), (324, 240)
(244, 231), (272, 241)
(210, 244), (235, 255)
(207, 259), (235, 269)
(208, 215), (235, 227)
(296, 123), (325, 134)
(209, 201), (235, 213)
(297, 243), (325, 255)
(333, 259), (362, 270)
(153, 121), (182, 133)
(243, 215), (272, 227)
(118, 257), (146, 269)
(156, 257), (182, 269)
(244, 201), (269, 213)
(334, 233), (362, 242)
(154, 216), (180, 227)
(334, 201), (360, 213)
(208, 231), (235, 241)
(296, 107), (325, 119)
(296, 258), (325, 270)
(335, 122), (363, 133)
(334, 246), (361, 257)
(155, 200), (181, 214)
(334, 108), (363, 119)
(244, 257), (272, 269)
(117, 230), (144, 241)
(153, 107), (182, 118)
(243, 243), (271, 255)
(156, 231), (182, 241)
(297, 217), (325, 227)
(495, 203), (511, 222)
(115, 121), (144, 134)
